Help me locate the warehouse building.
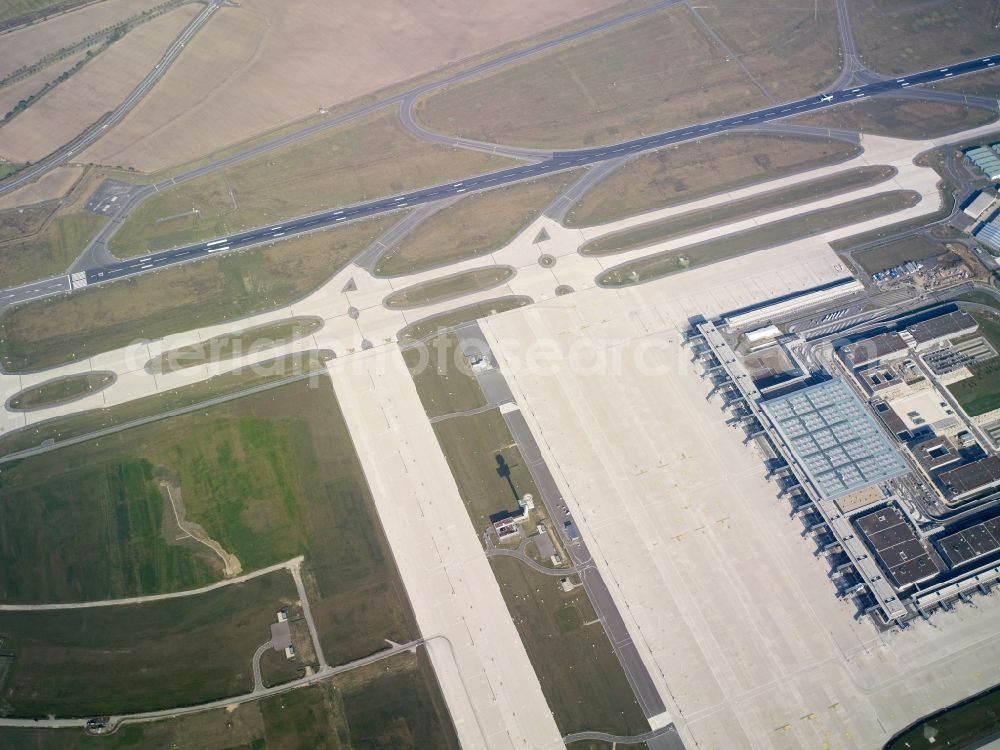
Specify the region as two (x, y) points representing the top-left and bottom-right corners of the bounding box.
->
(965, 145), (1000, 180)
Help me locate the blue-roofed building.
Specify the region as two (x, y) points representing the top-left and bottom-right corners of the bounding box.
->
(761, 379), (909, 499)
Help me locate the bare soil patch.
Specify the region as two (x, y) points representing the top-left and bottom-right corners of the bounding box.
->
(567, 133), (861, 227)
(0, 4), (199, 163)
(848, 0), (1000, 77)
(792, 97), (998, 139)
(79, 0), (626, 171)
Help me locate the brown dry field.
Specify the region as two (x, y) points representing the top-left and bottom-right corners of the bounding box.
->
(0, 4), (199, 163)
(0, 0), (165, 79)
(0, 165), (82, 209)
(413, 1), (841, 149)
(0, 49), (91, 118)
(687, 0), (841, 100)
(848, 0), (1000, 77)
(567, 133), (861, 227)
(80, 0), (628, 172)
(792, 97), (998, 140)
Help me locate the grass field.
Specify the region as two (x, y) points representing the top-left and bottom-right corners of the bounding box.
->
(109, 109), (512, 257)
(0, 0), (83, 25)
(599, 190), (921, 286)
(851, 234), (950, 274)
(433, 408), (542, 536)
(792, 98), (997, 139)
(0, 456), (219, 602)
(581, 165), (895, 255)
(955, 292), (1000, 314)
(0, 209), (106, 287)
(0, 651), (458, 749)
(396, 296), (531, 344)
(0, 568), (297, 717)
(490, 557), (649, 736)
(950, 358), (1000, 416)
(6, 371), (114, 410)
(832, 186), (955, 251)
(849, 0), (1000, 77)
(931, 67), (1000, 98)
(0, 215), (392, 373)
(0, 350), (334, 457)
(408, 334), (649, 735)
(414, 2), (839, 148)
(147, 317), (323, 374)
(949, 313), (1000, 416)
(884, 681), (1000, 750)
(402, 333), (485, 419)
(375, 171), (581, 275)
(0, 163), (25, 180)
(566, 133), (862, 227)
(385, 266), (514, 309)
(0, 378), (419, 666)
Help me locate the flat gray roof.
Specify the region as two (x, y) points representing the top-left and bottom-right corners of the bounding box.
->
(761, 378), (909, 498)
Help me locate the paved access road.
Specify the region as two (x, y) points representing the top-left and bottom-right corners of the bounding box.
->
(79, 53), (1000, 291)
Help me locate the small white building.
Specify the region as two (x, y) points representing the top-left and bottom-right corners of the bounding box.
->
(963, 190), (996, 220)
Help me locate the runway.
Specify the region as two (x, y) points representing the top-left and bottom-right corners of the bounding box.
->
(0, 53), (995, 312)
(83, 54), (999, 287)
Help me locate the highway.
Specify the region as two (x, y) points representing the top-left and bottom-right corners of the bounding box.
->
(0, 0), (222, 195)
(77, 53), (1000, 291)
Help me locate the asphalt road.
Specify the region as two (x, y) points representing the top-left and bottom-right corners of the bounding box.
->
(79, 53), (1000, 290)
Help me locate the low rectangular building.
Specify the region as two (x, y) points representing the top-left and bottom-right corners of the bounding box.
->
(938, 455), (1000, 505)
(938, 515), (1000, 567)
(906, 310), (978, 350)
(839, 332), (909, 369)
(855, 505), (944, 588)
(908, 435), (963, 479)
